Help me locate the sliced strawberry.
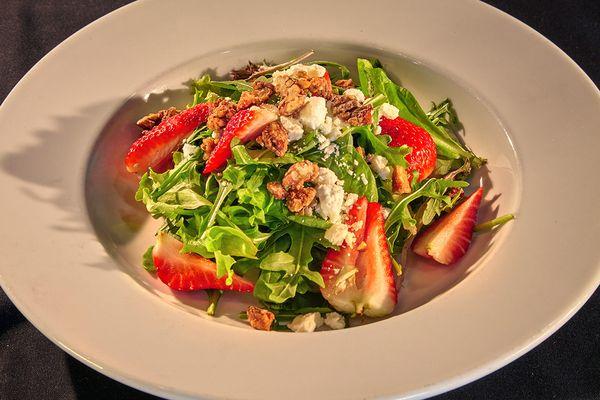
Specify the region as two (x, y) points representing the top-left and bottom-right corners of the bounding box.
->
(380, 116), (437, 191)
(412, 187), (483, 265)
(152, 232), (254, 292)
(203, 107), (277, 175)
(321, 199), (397, 317)
(125, 103), (213, 174)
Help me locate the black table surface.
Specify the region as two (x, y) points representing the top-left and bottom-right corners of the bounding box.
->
(1, 1), (598, 399)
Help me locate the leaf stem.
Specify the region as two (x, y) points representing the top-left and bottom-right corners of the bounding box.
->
(474, 214), (515, 232)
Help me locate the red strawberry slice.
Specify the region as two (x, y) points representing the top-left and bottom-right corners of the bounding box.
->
(412, 187), (483, 265)
(203, 107), (277, 175)
(152, 232), (254, 292)
(125, 102), (213, 174)
(379, 116), (437, 192)
(321, 198), (397, 317)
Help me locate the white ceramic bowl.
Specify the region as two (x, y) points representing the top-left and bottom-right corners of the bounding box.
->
(0, 1), (598, 399)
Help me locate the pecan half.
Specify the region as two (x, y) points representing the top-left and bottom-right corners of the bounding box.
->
(257, 121), (288, 157)
(207, 98), (237, 134)
(237, 81), (275, 110)
(335, 79), (355, 89)
(309, 75), (333, 99)
(247, 306), (275, 331)
(267, 182), (287, 200)
(282, 160), (319, 190)
(286, 187), (317, 213)
(277, 84), (307, 116)
(329, 94), (373, 126)
(136, 107), (179, 130)
(200, 137), (216, 160)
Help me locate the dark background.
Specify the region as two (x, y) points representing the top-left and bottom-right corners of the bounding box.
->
(0, 1), (598, 399)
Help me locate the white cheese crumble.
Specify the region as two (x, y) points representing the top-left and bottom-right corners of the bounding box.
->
(324, 223), (350, 246)
(379, 102), (400, 120)
(368, 154), (392, 181)
(360, 174), (368, 185)
(343, 193), (359, 213)
(280, 116), (304, 142)
(344, 88), (366, 103)
(182, 143), (199, 159)
(286, 63), (327, 78)
(374, 125), (382, 135)
(315, 168), (346, 223)
(324, 312), (346, 330)
(287, 312), (324, 333)
(298, 96), (328, 130)
(322, 143), (339, 159)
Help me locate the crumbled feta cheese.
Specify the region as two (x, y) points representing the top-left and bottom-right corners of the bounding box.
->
(324, 223), (349, 246)
(344, 88), (366, 103)
(316, 133), (331, 150)
(360, 175), (368, 185)
(298, 97), (328, 130)
(368, 154), (392, 180)
(315, 168), (345, 223)
(182, 143), (199, 159)
(322, 143), (339, 159)
(343, 193), (359, 213)
(382, 207), (391, 220)
(287, 312), (324, 333)
(353, 159), (359, 166)
(379, 103), (400, 120)
(324, 312), (346, 330)
(375, 125), (382, 135)
(280, 116), (304, 142)
(286, 63), (327, 78)
(319, 116), (347, 141)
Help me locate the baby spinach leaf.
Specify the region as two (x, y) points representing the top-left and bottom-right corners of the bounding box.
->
(141, 246), (156, 272)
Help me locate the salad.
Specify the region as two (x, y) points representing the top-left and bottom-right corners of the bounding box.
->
(124, 51), (514, 332)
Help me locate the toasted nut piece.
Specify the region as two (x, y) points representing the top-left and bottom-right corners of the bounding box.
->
(247, 306), (275, 331)
(237, 81), (275, 110)
(355, 146), (365, 158)
(309, 75), (333, 99)
(200, 137), (217, 160)
(278, 85), (307, 116)
(356, 241), (367, 251)
(207, 98), (237, 134)
(267, 182), (287, 200)
(392, 165), (412, 194)
(335, 79), (355, 89)
(136, 107), (180, 130)
(286, 187), (317, 213)
(282, 160), (319, 190)
(257, 121), (289, 157)
(329, 94), (373, 126)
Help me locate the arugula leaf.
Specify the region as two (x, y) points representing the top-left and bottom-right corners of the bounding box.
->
(351, 126), (410, 167)
(231, 145), (302, 165)
(356, 58), (482, 166)
(385, 178), (468, 236)
(142, 246), (156, 272)
(307, 133), (379, 202)
(254, 224), (326, 303)
(287, 215), (332, 230)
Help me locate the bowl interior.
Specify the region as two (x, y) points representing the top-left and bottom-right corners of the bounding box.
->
(85, 41), (521, 329)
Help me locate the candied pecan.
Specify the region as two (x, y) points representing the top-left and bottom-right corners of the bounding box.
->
(278, 85), (307, 116)
(335, 79), (355, 89)
(329, 94), (373, 126)
(286, 187), (317, 213)
(207, 98), (237, 134)
(230, 61), (262, 80)
(267, 182), (287, 200)
(247, 306), (275, 331)
(282, 160), (319, 190)
(136, 107), (179, 129)
(347, 104), (373, 126)
(200, 137), (216, 160)
(309, 75), (333, 99)
(257, 121), (288, 157)
(237, 81), (275, 110)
